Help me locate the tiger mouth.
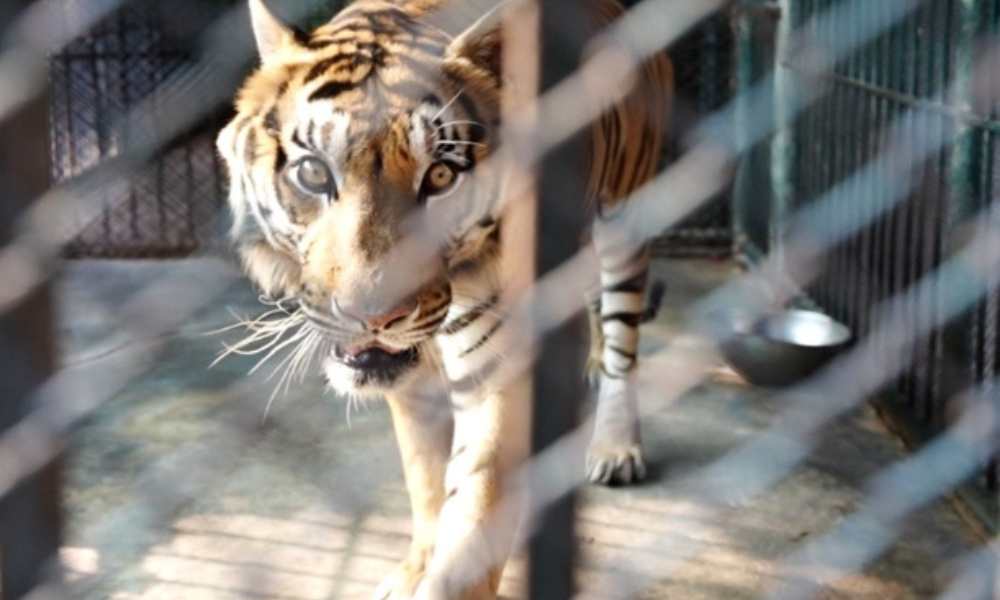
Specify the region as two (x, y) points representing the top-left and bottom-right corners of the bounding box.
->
(332, 344), (420, 386)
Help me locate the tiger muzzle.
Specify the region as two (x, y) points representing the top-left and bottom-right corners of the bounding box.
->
(332, 343), (419, 385)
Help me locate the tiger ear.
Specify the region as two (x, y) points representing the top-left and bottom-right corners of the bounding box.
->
(444, 5), (503, 80)
(249, 0), (299, 64)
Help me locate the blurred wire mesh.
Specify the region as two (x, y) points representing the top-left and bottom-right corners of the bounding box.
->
(1, 0), (998, 598)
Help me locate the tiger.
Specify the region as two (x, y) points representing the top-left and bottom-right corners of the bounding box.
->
(216, 0), (672, 597)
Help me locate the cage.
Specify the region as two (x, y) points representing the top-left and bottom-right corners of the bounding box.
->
(48, 1), (234, 258)
(733, 0), (999, 526)
(2, 0), (997, 598)
(49, 1), (735, 259)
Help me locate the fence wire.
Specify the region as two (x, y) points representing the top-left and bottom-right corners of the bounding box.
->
(0, 0), (997, 599)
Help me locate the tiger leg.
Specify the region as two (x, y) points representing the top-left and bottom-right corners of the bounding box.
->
(377, 390), (453, 600)
(413, 378), (529, 600)
(418, 276), (530, 599)
(586, 213), (649, 485)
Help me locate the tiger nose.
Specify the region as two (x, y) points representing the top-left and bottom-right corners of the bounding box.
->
(349, 298), (418, 331)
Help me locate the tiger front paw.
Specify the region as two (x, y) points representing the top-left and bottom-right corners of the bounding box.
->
(586, 440), (646, 485)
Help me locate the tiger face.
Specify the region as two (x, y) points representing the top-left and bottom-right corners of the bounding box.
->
(217, 0), (505, 396)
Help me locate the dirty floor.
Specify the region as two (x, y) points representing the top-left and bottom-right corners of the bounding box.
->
(55, 258), (982, 599)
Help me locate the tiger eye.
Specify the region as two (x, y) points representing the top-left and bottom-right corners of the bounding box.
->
(295, 157), (335, 197)
(425, 162), (457, 195)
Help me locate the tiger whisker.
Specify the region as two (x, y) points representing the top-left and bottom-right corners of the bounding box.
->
(434, 140), (486, 147)
(268, 336), (310, 416)
(250, 325), (312, 376)
(432, 89), (465, 121)
(210, 315), (305, 367)
(436, 119), (484, 130)
(288, 330), (320, 387)
(262, 329), (328, 421)
(438, 152), (469, 165)
(203, 306), (291, 336)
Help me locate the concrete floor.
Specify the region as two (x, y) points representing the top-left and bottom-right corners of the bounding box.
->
(55, 258), (982, 599)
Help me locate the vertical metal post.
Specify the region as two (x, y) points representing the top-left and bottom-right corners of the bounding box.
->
(770, 0), (799, 268)
(947, 0), (983, 397)
(946, 0), (998, 525)
(528, 0), (590, 597)
(732, 3), (756, 259)
(732, 0), (778, 263)
(0, 10), (61, 595)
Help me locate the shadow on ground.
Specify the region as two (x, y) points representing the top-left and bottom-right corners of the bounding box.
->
(57, 259), (981, 599)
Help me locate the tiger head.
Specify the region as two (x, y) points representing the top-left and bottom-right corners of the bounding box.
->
(217, 0), (505, 397)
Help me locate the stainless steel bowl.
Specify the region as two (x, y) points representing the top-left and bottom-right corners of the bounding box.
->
(713, 308), (852, 387)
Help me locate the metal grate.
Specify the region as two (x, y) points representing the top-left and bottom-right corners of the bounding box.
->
(657, 13), (735, 258)
(48, 3), (231, 258)
(51, 2), (735, 260)
(747, 0), (1000, 525)
(5, 0), (998, 597)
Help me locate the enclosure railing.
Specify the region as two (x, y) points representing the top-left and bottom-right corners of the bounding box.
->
(734, 0), (1000, 528)
(0, 0), (997, 598)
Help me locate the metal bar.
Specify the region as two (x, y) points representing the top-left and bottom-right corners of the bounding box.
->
(732, 0), (774, 258)
(949, 1), (984, 239)
(528, 0), (589, 597)
(770, 0), (798, 266)
(0, 24), (60, 596)
(780, 61), (1000, 132)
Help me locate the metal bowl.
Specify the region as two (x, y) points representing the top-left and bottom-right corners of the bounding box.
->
(712, 308), (852, 387)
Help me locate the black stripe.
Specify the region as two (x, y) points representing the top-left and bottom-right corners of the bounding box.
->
(305, 58), (340, 83)
(606, 345), (637, 362)
(609, 149), (626, 196)
(609, 111), (630, 194)
(306, 120), (318, 149)
(306, 38), (336, 49)
(605, 114), (621, 186)
(448, 83), (485, 143)
(307, 29), (365, 50)
(625, 126), (655, 193)
(274, 146), (287, 173)
(244, 127), (257, 164)
(263, 107), (280, 136)
(449, 355), (501, 394)
(372, 148), (383, 178)
(290, 130), (310, 151)
(417, 298), (451, 324)
(276, 80), (289, 98)
(441, 295), (498, 335)
(601, 367), (628, 380)
(601, 312), (642, 327)
(460, 318), (504, 357)
(291, 26), (310, 46)
(309, 79), (359, 102)
(603, 270), (647, 294)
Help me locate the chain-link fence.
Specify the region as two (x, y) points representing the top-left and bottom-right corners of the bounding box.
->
(1, 0), (998, 599)
(48, 1), (231, 257)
